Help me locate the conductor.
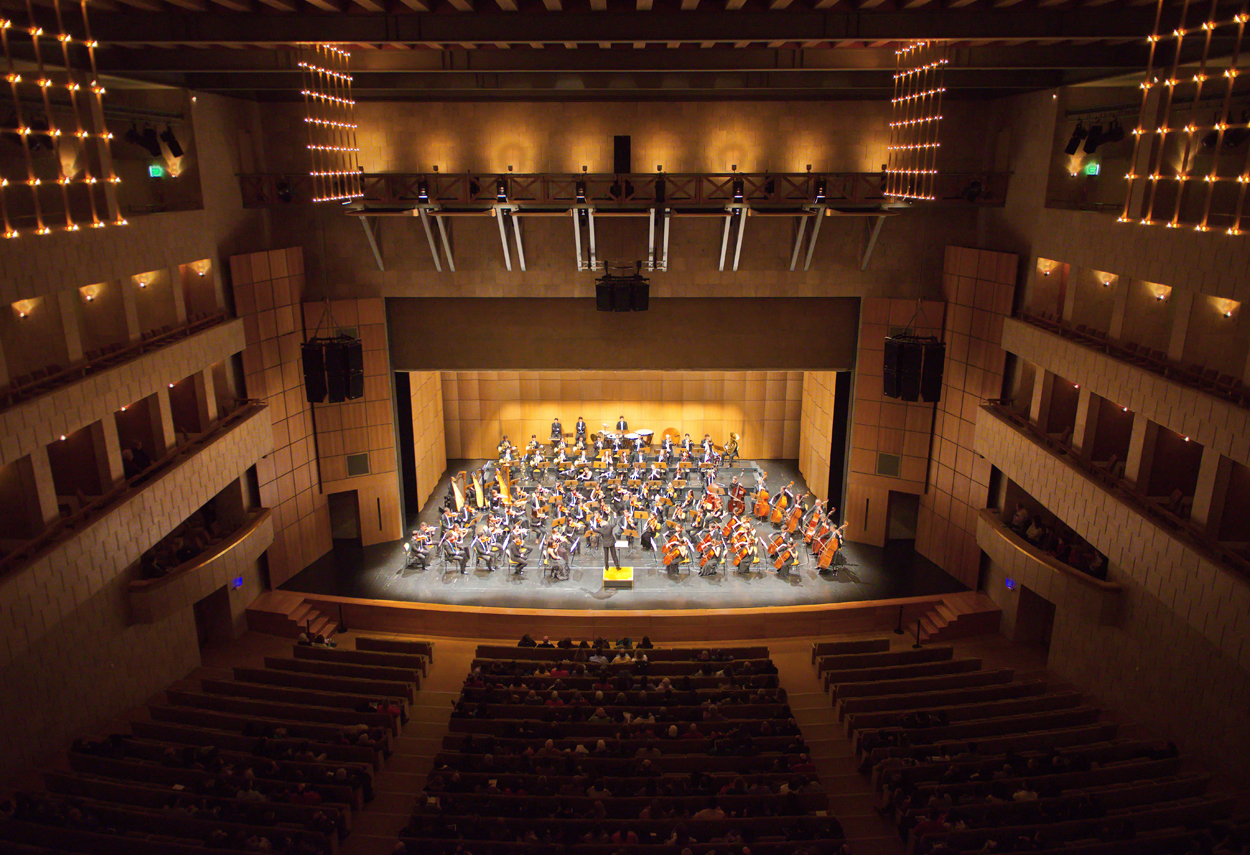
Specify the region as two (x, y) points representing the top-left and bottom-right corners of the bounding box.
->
(596, 513), (622, 571)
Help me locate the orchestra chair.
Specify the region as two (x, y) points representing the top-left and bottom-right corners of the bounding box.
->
(401, 542), (414, 570)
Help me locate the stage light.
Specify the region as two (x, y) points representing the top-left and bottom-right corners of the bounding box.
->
(813, 177), (827, 203)
(575, 180), (586, 203)
(1064, 121), (1087, 155)
(160, 125), (183, 157)
(276, 180), (293, 203)
(731, 176), (744, 203)
(417, 179), (429, 203)
(1083, 122), (1105, 154)
(496, 177), (507, 202)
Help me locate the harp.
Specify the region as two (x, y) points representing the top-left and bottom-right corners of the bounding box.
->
(471, 471), (486, 508)
(498, 465), (514, 504)
(451, 472), (467, 512)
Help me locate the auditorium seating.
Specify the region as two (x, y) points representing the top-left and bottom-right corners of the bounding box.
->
(0, 637), (433, 855)
(394, 641), (849, 855)
(811, 641), (1236, 855)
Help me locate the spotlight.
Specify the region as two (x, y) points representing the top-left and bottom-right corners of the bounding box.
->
(275, 180), (293, 203)
(1083, 121), (1105, 154)
(159, 124), (183, 158)
(731, 176), (744, 202)
(575, 180), (586, 203)
(961, 180), (984, 203)
(1064, 121), (1087, 155)
(417, 179), (429, 203)
(126, 122), (161, 157)
(1104, 118), (1125, 145)
(27, 114), (52, 152)
(813, 177), (827, 203)
(496, 177), (507, 203)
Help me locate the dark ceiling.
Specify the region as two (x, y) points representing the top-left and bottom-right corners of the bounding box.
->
(5, 2), (1215, 101)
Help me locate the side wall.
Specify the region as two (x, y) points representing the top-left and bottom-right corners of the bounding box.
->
(410, 371), (448, 510)
(798, 371), (837, 504)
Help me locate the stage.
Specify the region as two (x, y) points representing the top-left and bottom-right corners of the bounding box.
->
(280, 457), (967, 611)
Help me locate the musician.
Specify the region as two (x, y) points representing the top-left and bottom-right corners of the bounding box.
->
(593, 434), (604, 453)
(527, 435), (539, 453)
(681, 433), (693, 451)
(771, 481), (795, 512)
(699, 532), (724, 577)
(507, 531), (529, 576)
(546, 534), (570, 581)
(576, 416), (587, 444)
(722, 433), (740, 464)
(445, 527), (470, 574)
(640, 516), (661, 552)
(616, 415), (629, 431)
(701, 433), (713, 453)
(550, 417), (563, 447)
(661, 433), (674, 453)
(596, 513), (622, 571)
(471, 529), (495, 572)
(498, 436), (512, 458)
(647, 464), (664, 482)
(774, 531), (797, 578)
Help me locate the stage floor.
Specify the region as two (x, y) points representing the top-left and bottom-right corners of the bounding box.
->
(280, 458), (968, 611)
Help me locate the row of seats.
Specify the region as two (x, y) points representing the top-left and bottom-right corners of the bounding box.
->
(811, 638), (1235, 855)
(1022, 311), (1249, 407)
(395, 642), (849, 855)
(0, 635), (432, 855)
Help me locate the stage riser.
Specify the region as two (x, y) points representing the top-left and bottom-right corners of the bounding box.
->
(293, 594), (960, 642)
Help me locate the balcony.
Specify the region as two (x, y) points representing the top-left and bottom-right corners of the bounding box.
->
(0, 403), (271, 670)
(976, 508), (1121, 626)
(128, 508), (273, 624)
(0, 317), (245, 469)
(1002, 316), (1250, 469)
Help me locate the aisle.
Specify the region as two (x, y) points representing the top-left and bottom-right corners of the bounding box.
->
(337, 635), (474, 855)
(769, 637), (905, 855)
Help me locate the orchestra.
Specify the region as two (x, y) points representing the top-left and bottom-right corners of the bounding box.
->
(405, 422), (848, 582)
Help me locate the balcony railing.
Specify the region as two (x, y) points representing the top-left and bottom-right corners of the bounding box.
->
(0, 400), (267, 577)
(983, 402), (1250, 582)
(239, 170), (1011, 211)
(1, 310), (228, 413)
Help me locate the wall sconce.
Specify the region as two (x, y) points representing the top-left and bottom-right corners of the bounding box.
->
(59, 434), (66, 441)
(81, 284), (101, 303)
(12, 299), (36, 319)
(1096, 272), (1116, 287)
(1074, 383), (1080, 389)
(133, 271), (159, 289)
(190, 259), (211, 278)
(1184, 435), (1190, 442)
(1215, 298), (1238, 318)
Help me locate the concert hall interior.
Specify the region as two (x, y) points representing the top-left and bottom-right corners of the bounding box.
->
(2, 3), (1250, 853)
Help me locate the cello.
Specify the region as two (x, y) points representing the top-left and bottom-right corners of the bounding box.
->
(753, 480), (771, 520)
(802, 510), (823, 544)
(663, 531), (689, 569)
(816, 523), (847, 570)
(728, 482), (747, 516)
(774, 537), (795, 571)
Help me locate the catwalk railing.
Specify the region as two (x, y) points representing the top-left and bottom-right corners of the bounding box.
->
(238, 170), (1010, 210)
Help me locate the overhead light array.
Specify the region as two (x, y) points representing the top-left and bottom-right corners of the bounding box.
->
(885, 40), (948, 202)
(0, 1), (121, 238)
(1120, 0), (1250, 233)
(301, 44), (363, 204)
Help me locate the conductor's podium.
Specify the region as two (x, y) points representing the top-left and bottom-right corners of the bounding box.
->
(603, 566), (634, 589)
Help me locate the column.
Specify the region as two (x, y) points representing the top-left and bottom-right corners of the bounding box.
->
(121, 280), (142, 343)
(1108, 282), (1128, 341)
(150, 391), (176, 456)
(1190, 447), (1232, 537)
(192, 368), (219, 430)
(1028, 370), (1055, 428)
(26, 447), (61, 530)
(55, 290), (83, 364)
(1071, 388), (1099, 459)
(90, 417), (125, 491)
(1124, 413), (1159, 492)
(170, 265), (188, 325)
(1060, 266), (1076, 324)
(1166, 290), (1194, 363)
(0, 339), (9, 389)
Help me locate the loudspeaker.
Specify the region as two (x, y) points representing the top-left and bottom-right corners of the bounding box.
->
(596, 282), (614, 312)
(883, 338), (902, 399)
(347, 372), (365, 400)
(631, 280), (649, 311)
(345, 339), (363, 373)
(920, 341), (945, 403)
(898, 341), (923, 401)
(324, 340), (348, 403)
(612, 279), (633, 311)
(613, 135), (631, 175)
(301, 342), (326, 403)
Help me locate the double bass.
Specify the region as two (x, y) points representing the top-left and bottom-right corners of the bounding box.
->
(770, 481), (795, 525)
(816, 523), (847, 570)
(753, 481), (771, 520)
(728, 482), (747, 516)
(802, 509), (824, 544)
(784, 492), (808, 533)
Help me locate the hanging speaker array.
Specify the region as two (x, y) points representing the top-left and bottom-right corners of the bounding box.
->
(883, 334), (945, 403)
(302, 335), (364, 403)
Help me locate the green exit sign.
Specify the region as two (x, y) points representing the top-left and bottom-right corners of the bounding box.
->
(148, 164), (165, 178)
(1084, 162), (1100, 176)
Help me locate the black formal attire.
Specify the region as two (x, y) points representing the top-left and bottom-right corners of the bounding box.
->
(598, 515), (621, 570)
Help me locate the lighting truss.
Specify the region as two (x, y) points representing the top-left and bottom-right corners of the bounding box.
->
(300, 44), (362, 204)
(885, 41), (948, 202)
(0, 1), (121, 238)
(1120, 0), (1250, 234)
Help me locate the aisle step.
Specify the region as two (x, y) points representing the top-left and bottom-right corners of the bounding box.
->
(352, 811), (407, 838)
(367, 791), (417, 814)
(382, 753), (436, 775)
(339, 833), (399, 855)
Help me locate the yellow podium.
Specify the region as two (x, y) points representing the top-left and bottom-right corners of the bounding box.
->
(603, 566), (634, 589)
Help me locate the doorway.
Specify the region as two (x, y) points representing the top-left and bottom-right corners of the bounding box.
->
(328, 490), (361, 542)
(193, 586), (233, 649)
(1016, 585), (1057, 648)
(886, 491), (920, 542)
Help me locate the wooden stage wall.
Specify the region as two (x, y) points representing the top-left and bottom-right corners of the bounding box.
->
(283, 591), (950, 642)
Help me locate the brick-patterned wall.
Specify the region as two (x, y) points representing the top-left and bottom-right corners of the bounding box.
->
(798, 371), (837, 504)
(845, 297), (947, 547)
(976, 405), (1250, 783)
(913, 247), (1014, 587)
(0, 319), (246, 468)
(1003, 317), (1250, 469)
(410, 372), (447, 511)
(231, 248), (332, 587)
(0, 404), (271, 787)
(440, 370), (802, 462)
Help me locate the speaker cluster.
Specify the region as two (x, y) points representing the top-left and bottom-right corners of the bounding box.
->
(302, 335), (365, 404)
(883, 334), (945, 403)
(595, 271), (650, 312)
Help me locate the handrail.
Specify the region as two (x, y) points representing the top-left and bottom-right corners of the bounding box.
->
(128, 507), (272, 593)
(0, 311), (229, 414)
(0, 401), (267, 577)
(977, 508), (1122, 594)
(982, 403), (1250, 582)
